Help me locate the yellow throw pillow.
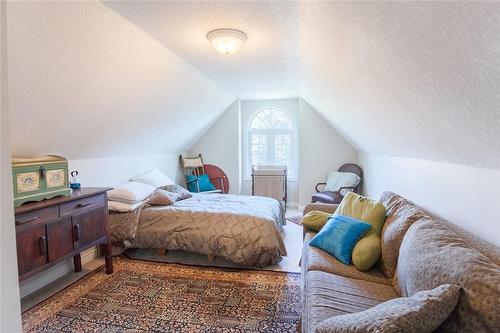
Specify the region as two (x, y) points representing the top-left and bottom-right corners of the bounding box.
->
(334, 192), (387, 271)
(302, 211), (332, 231)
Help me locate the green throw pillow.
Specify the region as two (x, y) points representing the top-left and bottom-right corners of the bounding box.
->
(302, 211), (332, 231)
(334, 192), (387, 271)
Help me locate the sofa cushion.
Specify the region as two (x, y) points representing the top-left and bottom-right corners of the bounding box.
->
(315, 284), (461, 333)
(378, 191), (428, 278)
(303, 271), (398, 333)
(302, 210), (332, 231)
(302, 232), (391, 286)
(310, 215), (372, 265)
(335, 192), (387, 271)
(303, 203), (339, 215)
(435, 215), (500, 267)
(395, 217), (500, 332)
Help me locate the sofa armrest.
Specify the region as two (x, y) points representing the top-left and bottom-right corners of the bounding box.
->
(303, 203), (339, 216)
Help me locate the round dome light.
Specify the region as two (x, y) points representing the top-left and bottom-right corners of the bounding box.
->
(207, 29), (247, 56)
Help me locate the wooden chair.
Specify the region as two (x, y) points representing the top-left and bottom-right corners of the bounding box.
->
(312, 163), (362, 204)
(179, 154), (228, 193)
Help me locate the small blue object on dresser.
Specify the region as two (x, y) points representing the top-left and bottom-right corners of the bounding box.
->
(309, 214), (372, 265)
(69, 170), (81, 190)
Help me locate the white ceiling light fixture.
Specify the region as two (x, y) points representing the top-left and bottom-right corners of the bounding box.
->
(207, 28), (247, 56)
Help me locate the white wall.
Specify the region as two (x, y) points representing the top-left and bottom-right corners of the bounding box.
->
(1, 0), (22, 330)
(359, 152), (500, 246)
(189, 98), (359, 208)
(68, 153), (183, 188)
(189, 101), (240, 194)
(298, 99), (358, 207)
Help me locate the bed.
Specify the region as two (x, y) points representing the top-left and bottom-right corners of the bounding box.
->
(109, 193), (287, 267)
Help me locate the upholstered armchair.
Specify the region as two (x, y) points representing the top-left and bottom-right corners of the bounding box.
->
(312, 163), (362, 204)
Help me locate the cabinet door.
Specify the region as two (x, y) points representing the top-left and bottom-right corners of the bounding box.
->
(72, 207), (106, 250)
(47, 217), (74, 261)
(16, 224), (48, 276)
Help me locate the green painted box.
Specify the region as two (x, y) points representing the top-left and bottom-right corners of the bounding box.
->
(12, 155), (71, 207)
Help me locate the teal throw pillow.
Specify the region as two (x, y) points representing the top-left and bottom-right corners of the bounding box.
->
(198, 174), (216, 192)
(185, 174), (199, 192)
(185, 174), (216, 192)
(309, 214), (372, 265)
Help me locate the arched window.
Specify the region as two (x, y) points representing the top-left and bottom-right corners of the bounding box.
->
(247, 108), (296, 178)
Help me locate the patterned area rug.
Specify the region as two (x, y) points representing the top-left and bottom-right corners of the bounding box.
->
(286, 215), (303, 226)
(23, 256), (301, 332)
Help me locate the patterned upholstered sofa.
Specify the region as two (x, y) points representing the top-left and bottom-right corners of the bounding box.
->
(301, 192), (500, 332)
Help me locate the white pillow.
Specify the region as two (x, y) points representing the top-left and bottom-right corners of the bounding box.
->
(130, 169), (175, 189)
(324, 171), (361, 192)
(107, 200), (146, 213)
(107, 182), (156, 204)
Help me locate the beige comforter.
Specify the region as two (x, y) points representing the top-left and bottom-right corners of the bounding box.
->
(110, 194), (287, 267)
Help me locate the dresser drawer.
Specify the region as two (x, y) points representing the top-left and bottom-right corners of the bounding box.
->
(60, 194), (106, 217)
(15, 206), (59, 226)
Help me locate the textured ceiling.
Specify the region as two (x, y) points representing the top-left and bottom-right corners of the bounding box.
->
(107, 1), (500, 169)
(299, 2), (500, 169)
(104, 1), (300, 100)
(7, 2), (500, 169)
(7, 2), (234, 159)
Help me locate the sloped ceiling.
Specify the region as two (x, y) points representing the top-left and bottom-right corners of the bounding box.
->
(299, 2), (500, 169)
(7, 1), (234, 159)
(106, 1), (500, 169)
(7, 2), (500, 169)
(104, 1), (300, 100)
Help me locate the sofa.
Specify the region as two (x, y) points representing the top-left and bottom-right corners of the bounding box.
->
(301, 191), (500, 332)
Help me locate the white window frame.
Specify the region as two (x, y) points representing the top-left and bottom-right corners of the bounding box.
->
(244, 107), (297, 181)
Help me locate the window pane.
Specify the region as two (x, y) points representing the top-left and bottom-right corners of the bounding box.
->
(250, 109), (292, 130)
(251, 134), (267, 167)
(247, 108), (295, 178)
(274, 134), (292, 175)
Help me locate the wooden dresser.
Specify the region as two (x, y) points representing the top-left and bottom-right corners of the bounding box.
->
(15, 187), (113, 281)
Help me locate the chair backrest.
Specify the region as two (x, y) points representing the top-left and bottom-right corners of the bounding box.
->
(338, 163), (362, 176)
(180, 154), (205, 176)
(338, 163), (362, 193)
